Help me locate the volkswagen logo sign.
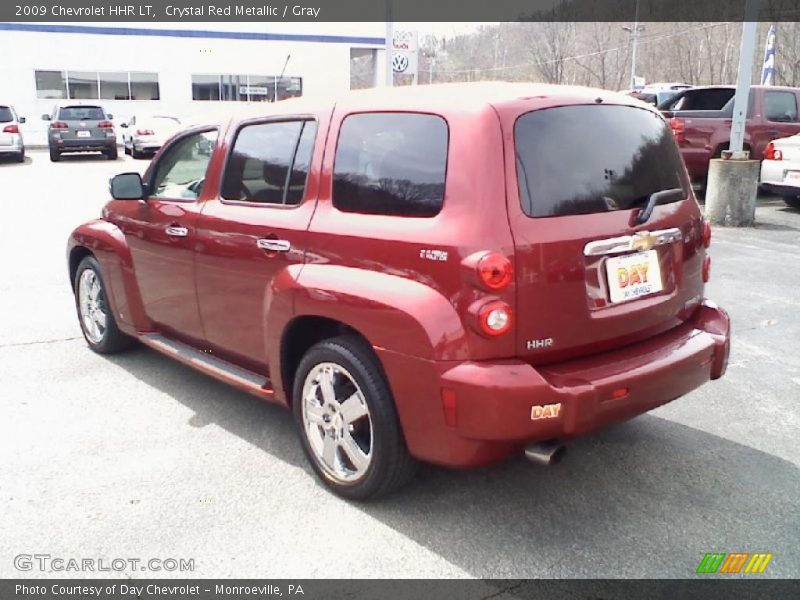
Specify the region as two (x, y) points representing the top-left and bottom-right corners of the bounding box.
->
(392, 53), (409, 73)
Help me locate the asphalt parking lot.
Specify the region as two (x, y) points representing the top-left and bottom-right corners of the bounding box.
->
(1, 149), (798, 579)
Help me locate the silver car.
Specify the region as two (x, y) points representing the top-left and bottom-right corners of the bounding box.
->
(121, 115), (181, 159)
(0, 104), (25, 163)
(43, 104), (118, 162)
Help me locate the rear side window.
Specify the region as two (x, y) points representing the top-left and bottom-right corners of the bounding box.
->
(765, 91), (798, 122)
(221, 120), (317, 205)
(58, 106), (105, 121)
(0, 107), (13, 123)
(515, 105), (688, 218)
(333, 113), (448, 217)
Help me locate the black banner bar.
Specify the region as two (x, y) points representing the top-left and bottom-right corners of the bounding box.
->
(3, 0), (800, 22)
(2, 579), (800, 600)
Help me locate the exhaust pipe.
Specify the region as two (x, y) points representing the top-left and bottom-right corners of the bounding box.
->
(524, 441), (566, 466)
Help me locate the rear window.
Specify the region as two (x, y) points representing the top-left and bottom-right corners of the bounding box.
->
(0, 107), (13, 122)
(58, 106), (105, 121)
(333, 113), (448, 217)
(515, 105), (688, 218)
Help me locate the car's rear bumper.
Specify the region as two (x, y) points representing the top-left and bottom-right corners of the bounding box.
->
(133, 141), (162, 152)
(761, 182), (800, 197)
(378, 300), (730, 468)
(0, 143), (23, 154)
(53, 138), (116, 152)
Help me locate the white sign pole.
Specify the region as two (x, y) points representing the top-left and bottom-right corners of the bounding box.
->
(384, 1), (394, 87)
(729, 0), (759, 156)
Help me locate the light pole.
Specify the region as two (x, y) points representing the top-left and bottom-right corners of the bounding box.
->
(274, 54), (291, 103)
(622, 0), (644, 90)
(385, 12), (394, 87)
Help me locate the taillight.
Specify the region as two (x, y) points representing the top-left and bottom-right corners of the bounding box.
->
(49, 121), (68, 130)
(136, 129), (154, 136)
(99, 121), (114, 129)
(477, 300), (512, 336)
(2, 124), (19, 134)
(702, 220), (712, 248)
(764, 142), (782, 160)
(669, 117), (685, 143)
(476, 252), (513, 290)
(703, 256), (711, 282)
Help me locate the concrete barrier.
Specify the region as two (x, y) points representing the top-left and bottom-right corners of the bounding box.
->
(704, 158), (760, 227)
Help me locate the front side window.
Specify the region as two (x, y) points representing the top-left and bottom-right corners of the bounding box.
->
(151, 130), (218, 201)
(765, 91), (798, 122)
(515, 105), (688, 218)
(333, 113), (448, 217)
(221, 120), (317, 205)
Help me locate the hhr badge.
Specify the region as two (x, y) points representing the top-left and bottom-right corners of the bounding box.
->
(531, 403), (562, 420)
(527, 338), (554, 350)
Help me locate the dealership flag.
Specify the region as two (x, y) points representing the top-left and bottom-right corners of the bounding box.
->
(761, 25), (776, 86)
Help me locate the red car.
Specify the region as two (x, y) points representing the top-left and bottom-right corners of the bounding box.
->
(661, 85), (800, 183)
(67, 83), (730, 499)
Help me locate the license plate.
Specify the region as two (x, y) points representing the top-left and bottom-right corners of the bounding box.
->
(76, 130), (91, 138)
(605, 250), (663, 304)
(784, 171), (800, 184)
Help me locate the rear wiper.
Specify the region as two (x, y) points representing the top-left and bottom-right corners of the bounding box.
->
(635, 188), (685, 224)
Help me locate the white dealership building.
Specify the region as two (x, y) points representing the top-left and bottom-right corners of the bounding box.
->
(0, 21), (386, 144)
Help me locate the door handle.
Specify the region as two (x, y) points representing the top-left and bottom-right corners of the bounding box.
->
(165, 226), (189, 237)
(256, 238), (291, 252)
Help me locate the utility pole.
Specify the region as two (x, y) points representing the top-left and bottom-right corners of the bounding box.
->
(705, 0), (761, 227)
(385, 1), (394, 87)
(622, 0), (644, 90)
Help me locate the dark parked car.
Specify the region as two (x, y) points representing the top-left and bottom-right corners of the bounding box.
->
(67, 83), (730, 499)
(43, 104), (117, 161)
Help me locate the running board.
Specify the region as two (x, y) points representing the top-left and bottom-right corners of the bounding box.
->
(139, 333), (275, 402)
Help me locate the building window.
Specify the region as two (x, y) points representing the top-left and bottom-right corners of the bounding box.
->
(67, 71), (99, 100)
(350, 48), (377, 89)
(192, 74), (303, 102)
(130, 72), (160, 100)
(99, 72), (130, 100)
(35, 71), (67, 99)
(191, 75), (220, 101)
(36, 70), (160, 101)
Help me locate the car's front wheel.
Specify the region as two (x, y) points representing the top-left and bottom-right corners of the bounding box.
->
(74, 255), (136, 354)
(293, 336), (417, 500)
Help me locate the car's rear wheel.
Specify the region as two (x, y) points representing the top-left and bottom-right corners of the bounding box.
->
(49, 147), (60, 162)
(15, 148), (24, 163)
(131, 146), (142, 159)
(123, 142), (130, 155)
(106, 146), (118, 160)
(292, 336), (417, 500)
(74, 255), (136, 354)
(783, 195), (800, 210)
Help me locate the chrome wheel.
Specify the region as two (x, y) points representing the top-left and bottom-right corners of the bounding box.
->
(78, 269), (107, 344)
(301, 362), (373, 484)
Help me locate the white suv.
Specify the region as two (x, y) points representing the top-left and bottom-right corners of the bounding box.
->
(0, 104), (25, 163)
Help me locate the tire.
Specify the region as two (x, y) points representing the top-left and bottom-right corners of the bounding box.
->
(131, 146), (141, 159)
(123, 142), (130, 155)
(73, 255), (136, 355)
(292, 335), (417, 500)
(106, 146), (118, 160)
(16, 148), (24, 163)
(783, 195), (800, 210)
(49, 147), (60, 162)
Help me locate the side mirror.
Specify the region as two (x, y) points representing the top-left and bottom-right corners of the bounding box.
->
(41, 114), (51, 121)
(120, 123), (128, 128)
(107, 113), (114, 120)
(19, 117), (26, 124)
(109, 173), (145, 200)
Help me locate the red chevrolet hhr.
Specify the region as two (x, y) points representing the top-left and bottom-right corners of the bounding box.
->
(67, 83), (730, 499)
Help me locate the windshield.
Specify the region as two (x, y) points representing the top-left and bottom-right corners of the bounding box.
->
(58, 106), (106, 121)
(515, 104), (688, 218)
(0, 107), (14, 123)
